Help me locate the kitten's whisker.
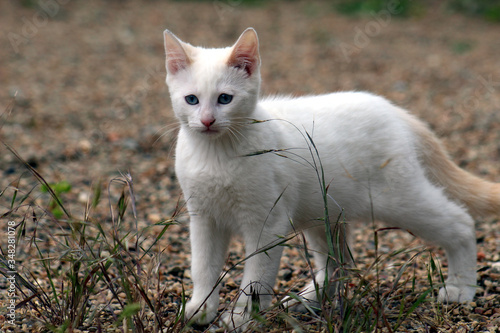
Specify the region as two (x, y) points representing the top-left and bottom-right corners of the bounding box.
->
(154, 123), (177, 136)
(154, 123), (180, 146)
(234, 124), (251, 143)
(227, 129), (239, 149)
(228, 126), (245, 148)
(229, 125), (245, 143)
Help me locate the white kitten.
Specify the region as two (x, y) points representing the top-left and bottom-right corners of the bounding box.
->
(163, 28), (500, 329)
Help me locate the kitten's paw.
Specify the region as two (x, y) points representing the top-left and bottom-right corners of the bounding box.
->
(438, 285), (476, 303)
(282, 279), (337, 313)
(185, 300), (218, 325)
(220, 309), (250, 332)
(281, 295), (321, 313)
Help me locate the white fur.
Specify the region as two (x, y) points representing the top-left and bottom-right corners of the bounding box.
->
(164, 29), (478, 329)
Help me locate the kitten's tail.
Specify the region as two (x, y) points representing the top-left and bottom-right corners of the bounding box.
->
(408, 112), (500, 217)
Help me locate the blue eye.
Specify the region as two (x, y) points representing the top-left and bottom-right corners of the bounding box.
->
(185, 95), (199, 105)
(218, 94), (233, 105)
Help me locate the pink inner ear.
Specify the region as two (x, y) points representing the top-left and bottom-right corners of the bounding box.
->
(164, 31), (191, 75)
(166, 53), (189, 74)
(228, 30), (260, 76)
(229, 53), (256, 76)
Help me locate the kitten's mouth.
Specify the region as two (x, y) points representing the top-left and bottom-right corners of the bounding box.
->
(201, 128), (220, 135)
(191, 124), (224, 137)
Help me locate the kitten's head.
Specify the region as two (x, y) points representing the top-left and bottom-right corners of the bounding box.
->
(163, 28), (261, 139)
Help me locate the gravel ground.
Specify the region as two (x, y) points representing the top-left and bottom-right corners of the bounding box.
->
(1, 1), (499, 332)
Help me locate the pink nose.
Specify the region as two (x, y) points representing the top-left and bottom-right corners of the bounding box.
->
(201, 117), (216, 128)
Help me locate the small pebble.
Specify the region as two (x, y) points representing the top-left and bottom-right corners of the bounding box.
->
(79, 139), (92, 152)
(148, 213), (162, 223)
(78, 191), (90, 203)
(491, 262), (500, 273)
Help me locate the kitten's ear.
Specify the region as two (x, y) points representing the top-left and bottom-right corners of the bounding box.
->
(164, 30), (191, 75)
(227, 28), (260, 76)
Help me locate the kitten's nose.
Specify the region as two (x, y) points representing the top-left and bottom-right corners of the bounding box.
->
(201, 117), (216, 128)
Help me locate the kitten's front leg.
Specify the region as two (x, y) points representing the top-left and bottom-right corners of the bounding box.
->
(185, 216), (230, 324)
(221, 219), (286, 330)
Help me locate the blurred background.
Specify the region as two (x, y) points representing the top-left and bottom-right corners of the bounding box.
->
(1, 1), (500, 330)
(2, 0), (499, 197)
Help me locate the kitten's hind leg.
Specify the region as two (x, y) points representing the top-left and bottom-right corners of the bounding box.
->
(286, 221), (352, 312)
(377, 181), (477, 303)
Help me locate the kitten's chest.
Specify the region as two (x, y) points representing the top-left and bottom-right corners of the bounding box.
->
(177, 161), (257, 225)
(179, 160), (242, 199)
(175, 140), (260, 214)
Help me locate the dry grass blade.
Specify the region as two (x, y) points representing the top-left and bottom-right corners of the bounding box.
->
(3, 143), (72, 220)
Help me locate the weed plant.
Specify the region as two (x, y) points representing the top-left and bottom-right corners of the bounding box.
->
(0, 125), (448, 332)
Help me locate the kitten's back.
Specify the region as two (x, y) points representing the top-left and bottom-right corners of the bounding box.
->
(260, 92), (500, 217)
